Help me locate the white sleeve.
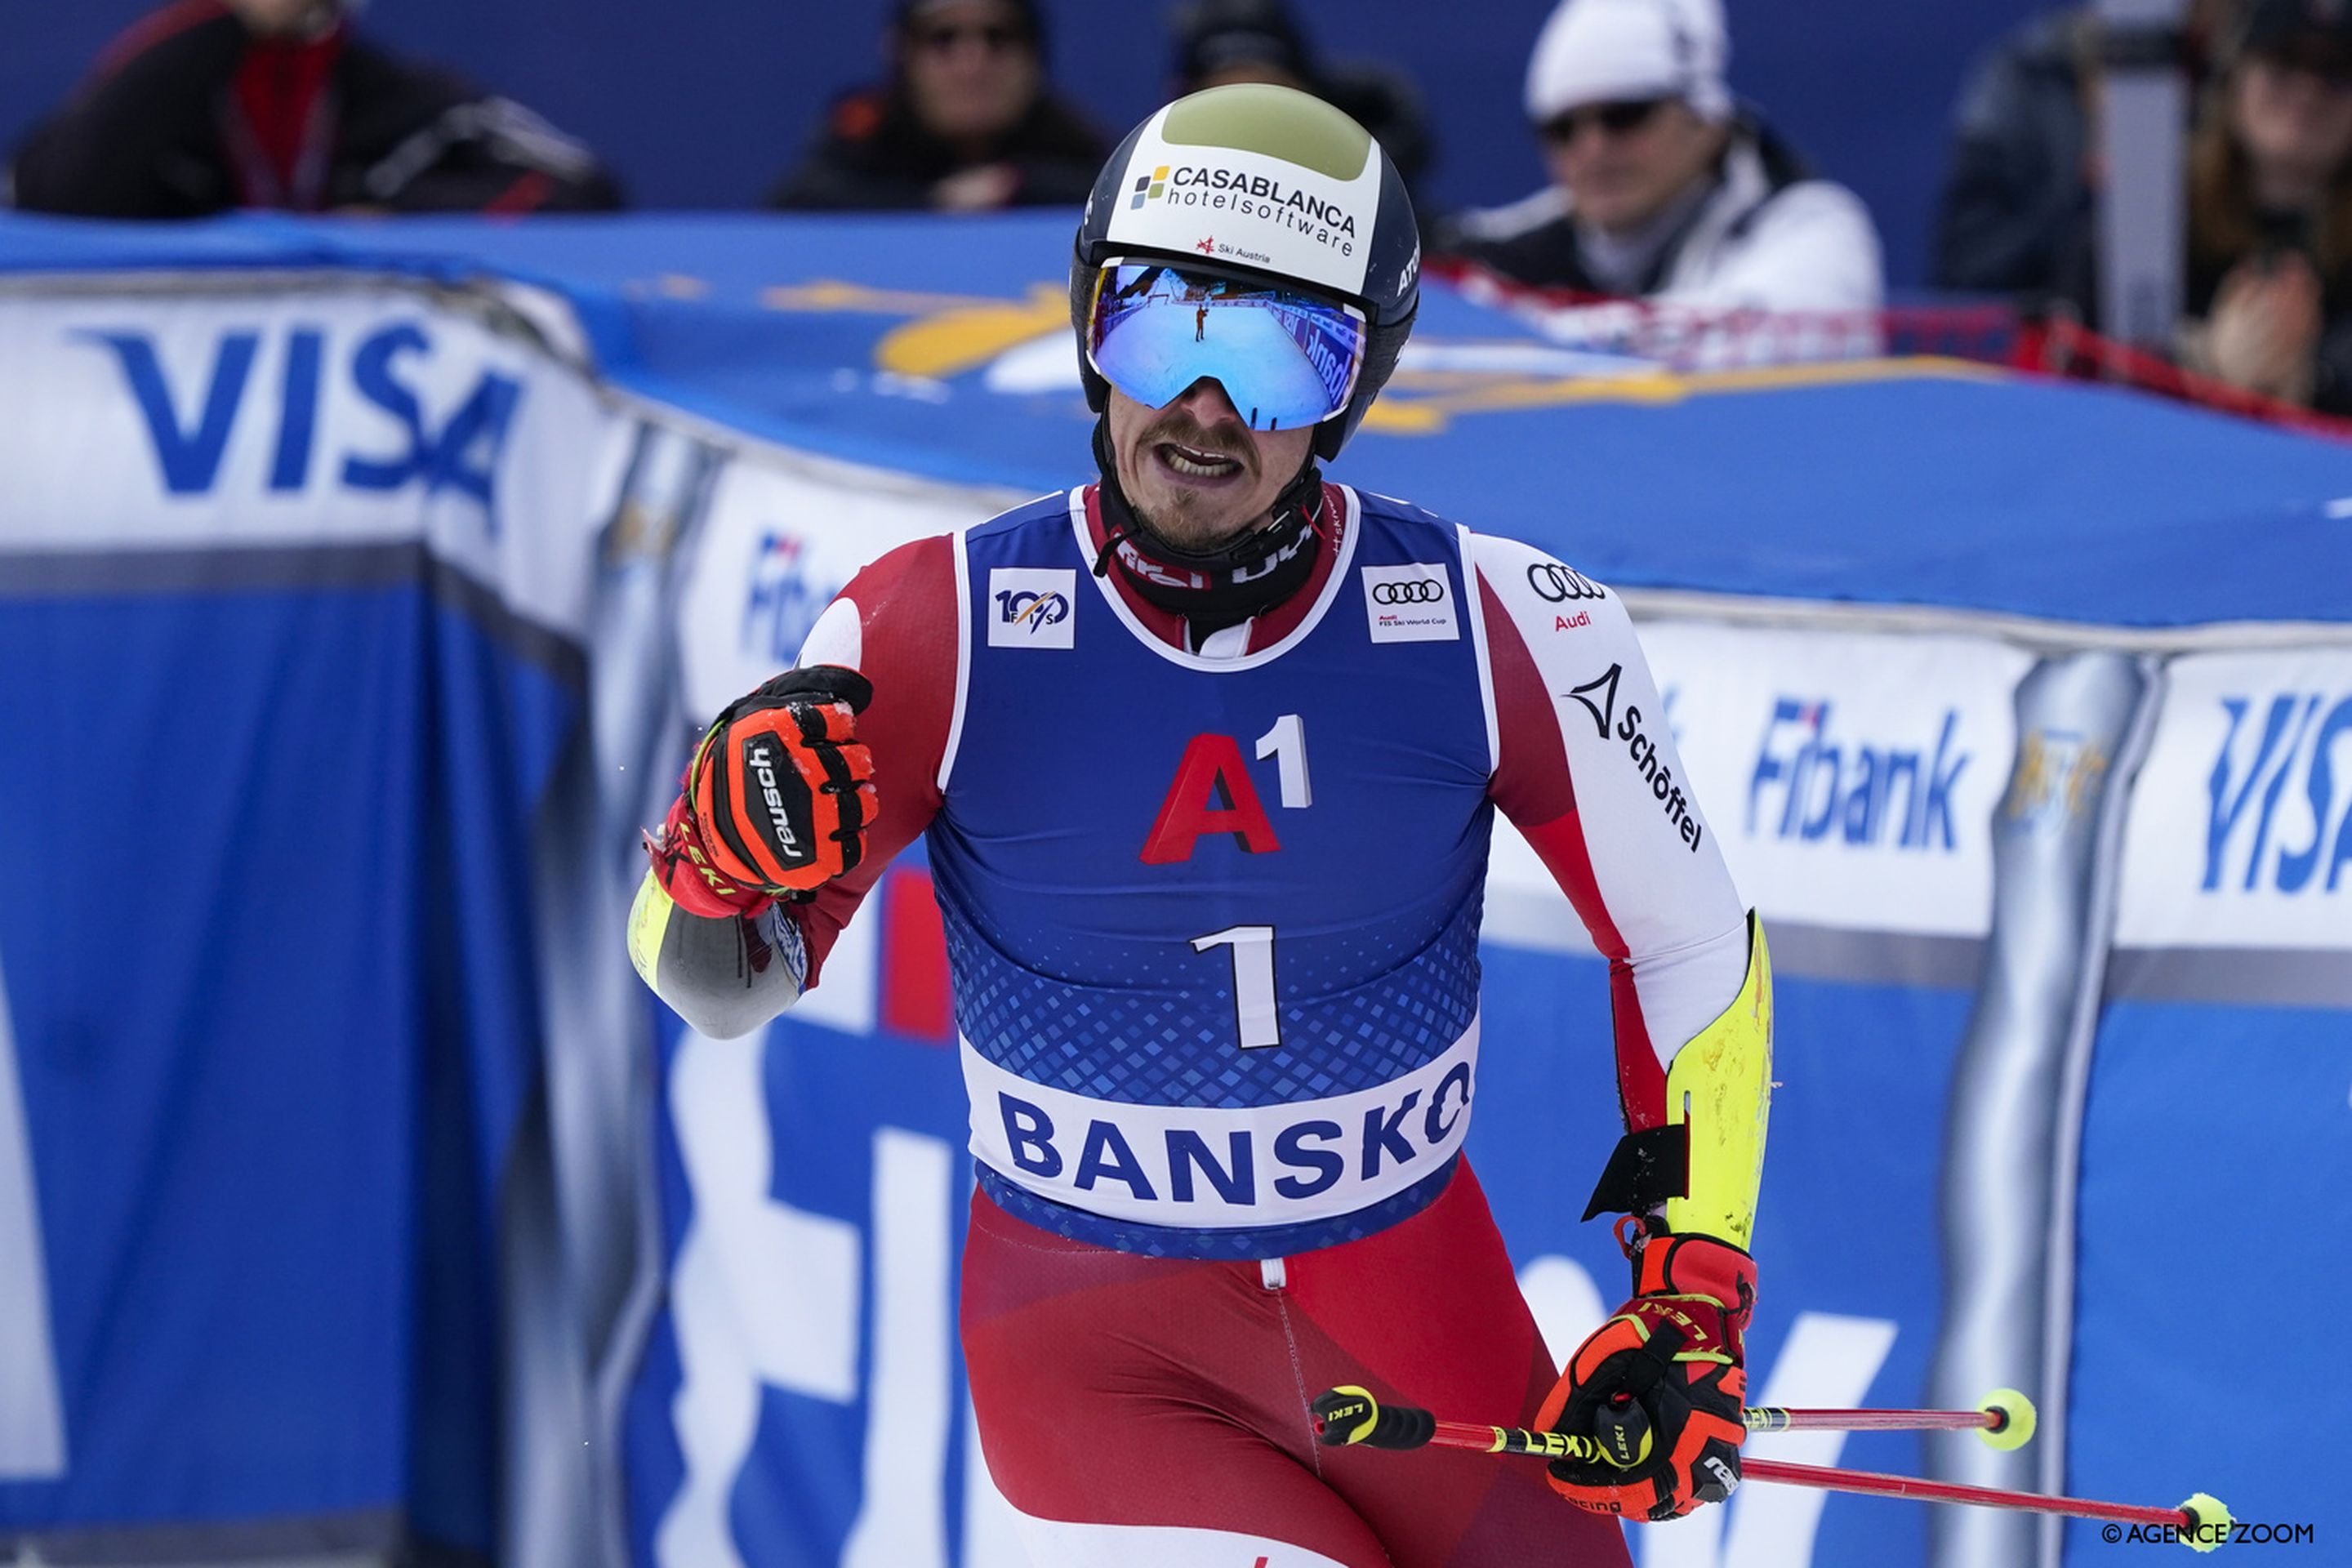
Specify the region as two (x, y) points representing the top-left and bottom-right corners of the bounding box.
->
(1469, 530), (1751, 1068)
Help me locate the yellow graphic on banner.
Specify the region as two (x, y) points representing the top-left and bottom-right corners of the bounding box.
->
(727, 276), (1997, 436)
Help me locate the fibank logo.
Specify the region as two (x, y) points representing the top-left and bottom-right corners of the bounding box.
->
(987, 568), (1076, 649)
(1748, 699), (1969, 852)
(743, 531), (840, 666)
(2203, 692), (2352, 893)
(79, 322), (522, 529)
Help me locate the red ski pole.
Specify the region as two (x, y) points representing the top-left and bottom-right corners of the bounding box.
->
(1309, 1387), (2231, 1552)
(1740, 1456), (2230, 1544)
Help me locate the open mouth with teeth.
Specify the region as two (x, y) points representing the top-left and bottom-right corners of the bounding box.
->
(1155, 441), (1248, 483)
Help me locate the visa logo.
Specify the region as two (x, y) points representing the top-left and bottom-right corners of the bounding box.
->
(79, 322), (523, 528)
(1748, 699), (1969, 851)
(2203, 693), (2352, 893)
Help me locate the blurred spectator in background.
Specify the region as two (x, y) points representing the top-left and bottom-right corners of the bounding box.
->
(1169, 0), (1435, 205)
(2177, 0), (2352, 407)
(10, 0), (621, 217)
(768, 0), (1105, 212)
(1932, 0), (2236, 299)
(1432, 0), (1882, 313)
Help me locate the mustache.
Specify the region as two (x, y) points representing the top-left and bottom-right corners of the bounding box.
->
(1144, 414), (1255, 469)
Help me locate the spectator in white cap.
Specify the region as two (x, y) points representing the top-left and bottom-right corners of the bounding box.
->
(1435, 0), (1882, 315)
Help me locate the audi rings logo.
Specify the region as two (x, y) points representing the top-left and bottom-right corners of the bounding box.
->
(1526, 563), (1607, 604)
(1371, 578), (1447, 606)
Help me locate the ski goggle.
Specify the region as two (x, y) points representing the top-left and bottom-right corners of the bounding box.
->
(1085, 258), (1370, 430)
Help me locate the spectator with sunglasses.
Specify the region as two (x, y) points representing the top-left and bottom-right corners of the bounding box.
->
(767, 0), (1107, 212)
(1434, 0), (1882, 314)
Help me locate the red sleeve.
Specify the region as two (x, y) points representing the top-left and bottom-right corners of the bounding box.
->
(786, 534), (957, 984)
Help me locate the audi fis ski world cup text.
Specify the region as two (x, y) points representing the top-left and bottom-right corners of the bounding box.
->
(1360, 564), (1459, 642)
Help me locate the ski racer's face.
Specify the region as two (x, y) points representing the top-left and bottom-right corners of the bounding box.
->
(1106, 380), (1315, 551)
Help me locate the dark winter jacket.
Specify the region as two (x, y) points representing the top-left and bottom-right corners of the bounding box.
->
(1930, 9), (2099, 298)
(10, 0), (621, 217)
(766, 87), (1107, 212)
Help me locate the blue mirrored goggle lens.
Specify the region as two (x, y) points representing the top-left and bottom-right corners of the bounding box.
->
(1086, 262), (1369, 430)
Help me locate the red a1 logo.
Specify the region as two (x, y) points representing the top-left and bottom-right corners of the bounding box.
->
(1139, 715), (1311, 864)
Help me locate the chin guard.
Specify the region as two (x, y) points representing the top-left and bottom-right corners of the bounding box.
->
(1584, 913), (1773, 1249)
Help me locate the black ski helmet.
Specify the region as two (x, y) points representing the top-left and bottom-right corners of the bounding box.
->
(1070, 82), (1419, 461)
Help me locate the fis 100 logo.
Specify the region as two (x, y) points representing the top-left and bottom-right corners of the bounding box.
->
(2203, 693), (2352, 894)
(1747, 699), (1970, 852)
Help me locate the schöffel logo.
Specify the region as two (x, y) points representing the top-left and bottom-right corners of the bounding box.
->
(2203, 692), (2352, 893)
(78, 321), (523, 529)
(987, 568), (1077, 649)
(1566, 664), (1704, 853)
(1128, 165), (1359, 253)
(1748, 699), (1969, 852)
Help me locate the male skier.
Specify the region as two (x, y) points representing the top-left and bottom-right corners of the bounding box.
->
(630, 82), (1771, 1568)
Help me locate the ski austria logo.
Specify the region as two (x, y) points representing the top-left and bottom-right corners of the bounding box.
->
(2203, 690), (2352, 894)
(987, 568), (1076, 649)
(1361, 563), (1458, 643)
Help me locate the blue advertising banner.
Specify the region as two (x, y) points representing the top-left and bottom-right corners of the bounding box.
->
(2, 216), (2348, 1568)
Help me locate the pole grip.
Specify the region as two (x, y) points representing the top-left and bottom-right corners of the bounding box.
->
(1311, 1387), (1436, 1450)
